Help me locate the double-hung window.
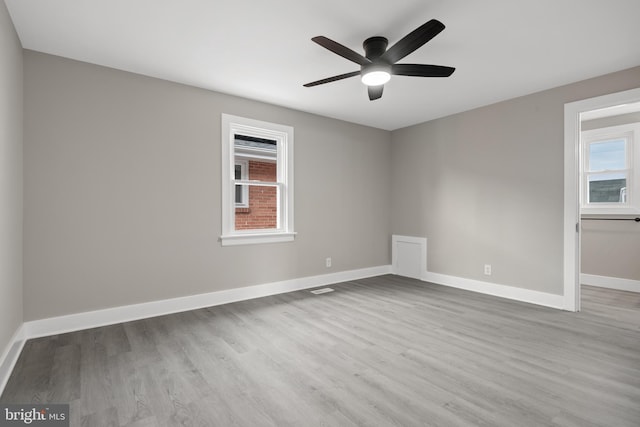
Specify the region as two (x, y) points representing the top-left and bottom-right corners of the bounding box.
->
(220, 114), (295, 246)
(581, 123), (640, 214)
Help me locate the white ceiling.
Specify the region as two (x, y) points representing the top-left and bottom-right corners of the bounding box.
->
(5, 0), (640, 130)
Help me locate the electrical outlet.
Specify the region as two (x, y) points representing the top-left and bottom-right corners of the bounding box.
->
(484, 264), (492, 276)
(326, 257), (332, 268)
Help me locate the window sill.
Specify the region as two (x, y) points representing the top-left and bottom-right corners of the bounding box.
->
(581, 207), (640, 216)
(219, 231), (296, 246)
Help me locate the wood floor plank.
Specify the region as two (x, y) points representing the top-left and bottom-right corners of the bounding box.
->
(49, 343), (81, 403)
(2, 275), (640, 426)
(105, 352), (153, 426)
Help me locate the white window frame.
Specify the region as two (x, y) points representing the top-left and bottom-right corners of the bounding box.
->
(220, 114), (295, 246)
(234, 159), (249, 208)
(581, 122), (640, 215)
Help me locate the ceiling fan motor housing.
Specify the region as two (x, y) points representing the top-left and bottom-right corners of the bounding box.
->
(363, 36), (389, 60)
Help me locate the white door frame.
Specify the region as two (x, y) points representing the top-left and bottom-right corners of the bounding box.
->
(563, 87), (640, 312)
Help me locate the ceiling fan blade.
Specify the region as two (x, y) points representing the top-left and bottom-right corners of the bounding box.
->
(303, 71), (361, 87)
(312, 36), (371, 66)
(368, 85), (384, 101)
(392, 64), (455, 77)
(381, 19), (445, 64)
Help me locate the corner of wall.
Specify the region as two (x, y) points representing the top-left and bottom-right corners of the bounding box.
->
(0, 0), (25, 393)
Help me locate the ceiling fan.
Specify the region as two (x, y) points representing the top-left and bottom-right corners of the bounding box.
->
(303, 19), (455, 101)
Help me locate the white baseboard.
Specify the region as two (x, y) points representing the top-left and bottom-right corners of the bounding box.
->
(0, 324), (26, 396)
(390, 235), (566, 310)
(24, 265), (392, 340)
(581, 273), (640, 293)
(422, 271), (566, 310)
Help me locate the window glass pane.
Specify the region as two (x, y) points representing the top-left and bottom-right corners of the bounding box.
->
(234, 134), (277, 182)
(588, 173), (627, 203)
(235, 184), (279, 230)
(235, 183), (243, 204)
(588, 139), (626, 172)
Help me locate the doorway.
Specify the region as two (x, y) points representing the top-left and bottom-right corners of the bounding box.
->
(564, 88), (640, 311)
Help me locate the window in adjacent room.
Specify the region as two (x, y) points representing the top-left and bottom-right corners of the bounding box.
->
(220, 114), (294, 246)
(581, 123), (639, 214)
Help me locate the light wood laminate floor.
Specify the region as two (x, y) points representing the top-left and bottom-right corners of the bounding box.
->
(2, 276), (639, 426)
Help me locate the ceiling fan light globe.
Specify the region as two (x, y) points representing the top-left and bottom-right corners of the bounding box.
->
(361, 70), (391, 86)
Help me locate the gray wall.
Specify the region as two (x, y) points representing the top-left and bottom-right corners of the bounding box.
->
(581, 114), (640, 281)
(0, 1), (23, 353)
(23, 51), (391, 321)
(581, 220), (640, 281)
(390, 66), (640, 295)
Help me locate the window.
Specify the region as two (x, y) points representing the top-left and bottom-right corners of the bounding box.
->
(234, 160), (248, 207)
(220, 114), (295, 246)
(581, 123), (640, 214)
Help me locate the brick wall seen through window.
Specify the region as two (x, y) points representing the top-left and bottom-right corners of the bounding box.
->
(235, 160), (277, 230)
